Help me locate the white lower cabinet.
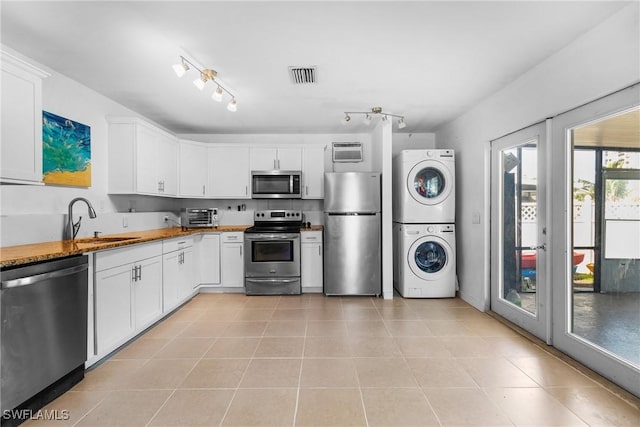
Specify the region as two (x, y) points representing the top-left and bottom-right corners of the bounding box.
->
(221, 232), (244, 288)
(95, 264), (134, 356)
(133, 255), (163, 330)
(162, 237), (195, 312)
(196, 233), (221, 286)
(94, 241), (162, 358)
(301, 230), (323, 292)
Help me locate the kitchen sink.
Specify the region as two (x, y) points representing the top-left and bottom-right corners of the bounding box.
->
(74, 236), (140, 244)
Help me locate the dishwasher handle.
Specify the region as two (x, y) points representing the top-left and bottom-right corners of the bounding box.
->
(1, 264), (88, 289)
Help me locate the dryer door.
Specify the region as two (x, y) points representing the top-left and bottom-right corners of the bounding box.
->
(407, 159), (454, 206)
(408, 235), (453, 280)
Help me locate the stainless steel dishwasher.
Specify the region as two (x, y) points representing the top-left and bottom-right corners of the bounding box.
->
(1, 255), (88, 415)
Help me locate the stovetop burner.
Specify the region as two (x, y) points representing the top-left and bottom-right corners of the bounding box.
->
(246, 209), (303, 233)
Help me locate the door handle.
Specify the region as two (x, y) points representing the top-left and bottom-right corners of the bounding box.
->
(1, 264), (88, 289)
(533, 244), (546, 251)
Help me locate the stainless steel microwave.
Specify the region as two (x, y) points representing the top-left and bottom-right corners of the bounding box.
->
(251, 170), (302, 199)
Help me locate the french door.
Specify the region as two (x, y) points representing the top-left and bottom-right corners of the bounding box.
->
(550, 85), (640, 396)
(491, 121), (549, 341)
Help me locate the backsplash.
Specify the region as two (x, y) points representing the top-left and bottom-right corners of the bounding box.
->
(0, 209), (324, 247)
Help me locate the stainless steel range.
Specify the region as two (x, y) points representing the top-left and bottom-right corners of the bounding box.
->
(244, 209), (302, 295)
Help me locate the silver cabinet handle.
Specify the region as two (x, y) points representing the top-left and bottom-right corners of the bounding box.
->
(245, 185), (248, 196)
(240, 246), (243, 257)
(138, 265), (142, 281)
(306, 185), (309, 196)
(2, 264), (88, 289)
(132, 266), (137, 282)
(202, 185), (205, 195)
(318, 246), (321, 256)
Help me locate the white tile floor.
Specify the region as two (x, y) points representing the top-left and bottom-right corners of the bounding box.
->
(23, 293), (640, 426)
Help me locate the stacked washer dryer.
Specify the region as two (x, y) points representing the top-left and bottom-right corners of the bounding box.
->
(393, 149), (457, 298)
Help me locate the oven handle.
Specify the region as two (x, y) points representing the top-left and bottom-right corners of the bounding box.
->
(244, 233), (300, 240)
(246, 277), (300, 284)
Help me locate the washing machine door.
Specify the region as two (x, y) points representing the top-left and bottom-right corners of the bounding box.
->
(407, 159), (453, 206)
(408, 235), (453, 280)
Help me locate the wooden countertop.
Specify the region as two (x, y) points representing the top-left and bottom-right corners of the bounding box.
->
(0, 225), (250, 268)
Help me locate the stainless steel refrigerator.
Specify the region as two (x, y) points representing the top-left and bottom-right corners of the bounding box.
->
(324, 172), (381, 296)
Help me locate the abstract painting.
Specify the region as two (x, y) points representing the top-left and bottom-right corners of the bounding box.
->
(42, 111), (91, 186)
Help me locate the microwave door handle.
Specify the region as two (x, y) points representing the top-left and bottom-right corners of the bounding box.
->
(290, 175), (294, 194)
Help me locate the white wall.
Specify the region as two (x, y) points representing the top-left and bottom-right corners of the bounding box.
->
(392, 133), (436, 156)
(435, 4), (640, 310)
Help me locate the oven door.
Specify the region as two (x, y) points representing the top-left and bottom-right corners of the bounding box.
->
(244, 233), (301, 277)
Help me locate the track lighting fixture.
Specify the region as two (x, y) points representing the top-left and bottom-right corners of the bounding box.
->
(341, 107), (406, 129)
(173, 55), (236, 111)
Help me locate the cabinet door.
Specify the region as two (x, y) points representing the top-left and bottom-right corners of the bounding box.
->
(95, 264), (134, 354)
(250, 147), (278, 170)
(135, 125), (161, 194)
(302, 146), (325, 198)
(222, 242), (244, 288)
(1, 59), (44, 183)
(179, 141), (208, 197)
(162, 251), (181, 312)
(199, 234), (221, 285)
(180, 247), (196, 298)
(277, 147), (302, 170)
(133, 256), (163, 330)
(208, 146), (250, 198)
(158, 134), (178, 196)
(301, 243), (324, 290)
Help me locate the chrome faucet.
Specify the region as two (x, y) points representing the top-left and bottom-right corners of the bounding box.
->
(67, 197), (97, 240)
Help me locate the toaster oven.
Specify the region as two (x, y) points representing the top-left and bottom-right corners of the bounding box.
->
(180, 208), (218, 229)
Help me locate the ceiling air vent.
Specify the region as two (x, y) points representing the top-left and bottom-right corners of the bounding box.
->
(289, 66), (317, 84)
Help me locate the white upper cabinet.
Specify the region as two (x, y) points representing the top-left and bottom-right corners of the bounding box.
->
(107, 117), (178, 197)
(1, 50), (49, 184)
(178, 140), (208, 198)
(302, 146), (326, 199)
(208, 145), (250, 199)
(250, 147), (302, 171)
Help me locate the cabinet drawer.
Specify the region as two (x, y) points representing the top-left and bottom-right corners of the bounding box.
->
(163, 236), (194, 253)
(221, 232), (243, 243)
(301, 230), (322, 243)
(95, 241), (163, 272)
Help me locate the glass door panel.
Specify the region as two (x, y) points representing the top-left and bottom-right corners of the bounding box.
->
(551, 86), (640, 397)
(491, 121), (548, 341)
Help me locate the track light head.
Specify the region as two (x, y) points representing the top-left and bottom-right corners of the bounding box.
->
(172, 61), (189, 78)
(398, 119), (407, 129)
(341, 114), (351, 125)
(227, 98), (237, 112)
(193, 76), (206, 91)
(363, 114), (372, 125)
(212, 86), (223, 102)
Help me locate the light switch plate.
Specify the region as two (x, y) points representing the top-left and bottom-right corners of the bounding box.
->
(122, 216), (129, 228)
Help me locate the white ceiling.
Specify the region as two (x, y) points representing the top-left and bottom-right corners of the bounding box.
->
(0, 1), (630, 135)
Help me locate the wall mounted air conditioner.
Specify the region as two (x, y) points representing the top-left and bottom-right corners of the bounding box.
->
(332, 142), (363, 163)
